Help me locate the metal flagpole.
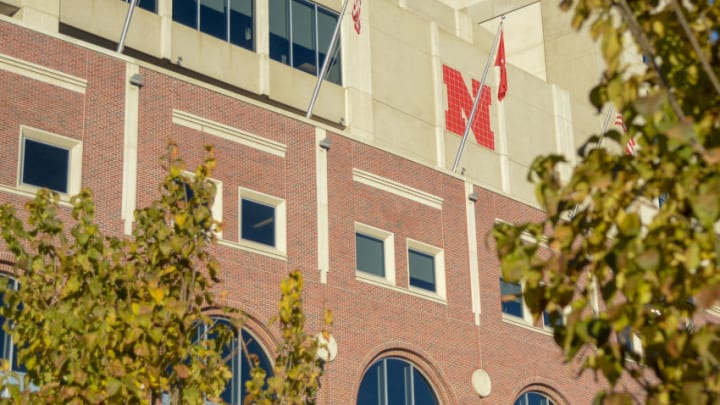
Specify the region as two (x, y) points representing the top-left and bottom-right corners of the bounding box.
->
(306, 0), (351, 119)
(568, 104), (616, 218)
(117, 0), (139, 53)
(451, 18), (504, 173)
(596, 104), (615, 147)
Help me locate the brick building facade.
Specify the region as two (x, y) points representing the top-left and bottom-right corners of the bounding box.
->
(0, 0), (613, 403)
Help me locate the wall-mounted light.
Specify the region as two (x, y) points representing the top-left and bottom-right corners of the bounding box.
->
(319, 137), (331, 150)
(129, 73), (144, 87)
(468, 192), (479, 202)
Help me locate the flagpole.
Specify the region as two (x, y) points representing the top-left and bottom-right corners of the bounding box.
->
(451, 18), (504, 173)
(568, 104), (616, 218)
(306, 0), (351, 119)
(596, 104), (615, 147)
(117, 0), (139, 53)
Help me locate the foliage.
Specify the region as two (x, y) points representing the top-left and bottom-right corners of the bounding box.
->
(494, 1), (720, 404)
(244, 269), (333, 405)
(0, 144), (235, 404)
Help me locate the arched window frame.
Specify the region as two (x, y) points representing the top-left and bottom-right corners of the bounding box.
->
(197, 317), (273, 405)
(356, 356), (440, 405)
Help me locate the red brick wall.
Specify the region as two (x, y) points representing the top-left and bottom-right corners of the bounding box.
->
(0, 20), (608, 404)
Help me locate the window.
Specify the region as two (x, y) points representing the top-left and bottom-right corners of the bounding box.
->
(356, 234), (384, 277)
(269, 0), (342, 85)
(357, 358), (439, 405)
(19, 127), (82, 196)
(179, 173), (223, 237)
(173, 0), (255, 51)
(122, 0), (157, 12)
(542, 310), (564, 330)
(197, 319), (272, 404)
(514, 391), (556, 405)
(0, 278), (23, 374)
(355, 223), (395, 284)
(407, 239), (445, 298)
(239, 188), (286, 252)
(500, 278), (524, 318)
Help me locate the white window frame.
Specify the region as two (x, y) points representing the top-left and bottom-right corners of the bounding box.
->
(238, 187), (286, 255)
(500, 277), (533, 324)
(354, 223), (395, 286)
(17, 126), (82, 197)
(182, 171), (223, 238)
(406, 239), (446, 300)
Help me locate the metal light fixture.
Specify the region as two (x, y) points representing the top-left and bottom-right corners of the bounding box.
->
(468, 192), (479, 202)
(319, 137), (331, 150)
(129, 73), (144, 87)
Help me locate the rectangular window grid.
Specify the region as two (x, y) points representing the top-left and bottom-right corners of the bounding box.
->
(241, 199), (275, 247)
(173, 0), (255, 51)
(500, 278), (523, 318)
(269, 0), (342, 85)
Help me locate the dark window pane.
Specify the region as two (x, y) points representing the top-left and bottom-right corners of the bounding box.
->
(269, 0), (290, 64)
(500, 278), (523, 318)
(22, 139), (69, 193)
(317, 7), (341, 84)
(242, 199), (275, 246)
(173, 0), (198, 28)
(123, 0), (157, 12)
(386, 358), (410, 405)
(413, 367), (439, 405)
(291, 0), (316, 74)
(229, 0), (254, 50)
(200, 0), (228, 40)
(357, 361), (383, 405)
(356, 233), (384, 277)
(241, 329), (272, 401)
(409, 249), (435, 292)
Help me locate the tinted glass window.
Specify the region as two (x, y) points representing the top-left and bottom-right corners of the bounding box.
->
(317, 8), (340, 83)
(203, 320), (272, 404)
(230, 0), (254, 48)
(268, 0), (341, 84)
(200, 0), (227, 40)
(356, 233), (384, 277)
(408, 249), (435, 292)
(357, 358), (439, 405)
(123, 0), (157, 12)
(269, 0), (290, 64)
(500, 278), (523, 318)
(22, 139), (69, 193)
(514, 391), (556, 405)
(173, 0), (198, 28)
(242, 199), (275, 246)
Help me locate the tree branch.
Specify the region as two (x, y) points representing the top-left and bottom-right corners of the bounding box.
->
(616, 0), (685, 120)
(670, 0), (720, 98)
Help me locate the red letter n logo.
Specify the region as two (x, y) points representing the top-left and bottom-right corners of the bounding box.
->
(442, 65), (494, 150)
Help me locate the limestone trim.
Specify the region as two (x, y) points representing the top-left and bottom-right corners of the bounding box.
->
(352, 169), (444, 209)
(0, 52), (87, 93)
(172, 110), (287, 158)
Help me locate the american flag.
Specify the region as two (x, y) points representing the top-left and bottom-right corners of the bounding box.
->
(352, 0), (362, 34)
(616, 113), (636, 155)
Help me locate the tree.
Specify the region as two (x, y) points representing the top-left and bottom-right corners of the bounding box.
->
(243, 270), (333, 405)
(0, 144), (331, 404)
(493, 1), (720, 404)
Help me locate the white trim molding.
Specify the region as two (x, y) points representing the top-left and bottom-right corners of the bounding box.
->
(172, 109), (287, 157)
(0, 53), (87, 93)
(352, 169), (443, 209)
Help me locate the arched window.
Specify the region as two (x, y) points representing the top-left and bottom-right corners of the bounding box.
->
(198, 318), (273, 404)
(356, 357), (439, 405)
(0, 277), (23, 373)
(514, 391), (557, 405)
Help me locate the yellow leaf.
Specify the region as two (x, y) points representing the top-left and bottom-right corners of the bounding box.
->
(175, 212), (187, 227)
(149, 287), (164, 304)
(131, 302), (140, 315)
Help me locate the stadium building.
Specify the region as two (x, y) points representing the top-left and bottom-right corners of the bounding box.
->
(0, 0), (617, 403)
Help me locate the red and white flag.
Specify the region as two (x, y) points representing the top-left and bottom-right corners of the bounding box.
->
(352, 0), (362, 34)
(494, 28), (507, 101)
(616, 113), (636, 155)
